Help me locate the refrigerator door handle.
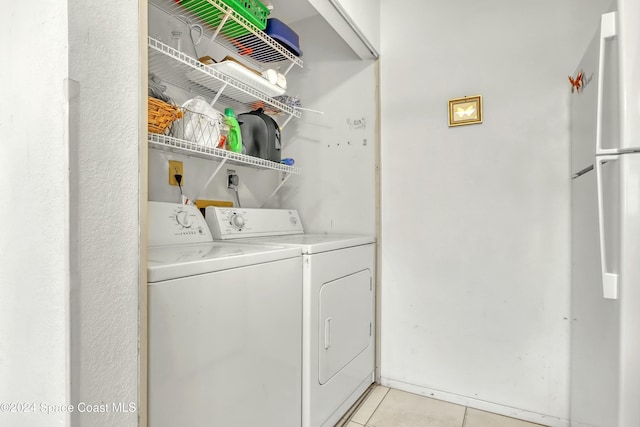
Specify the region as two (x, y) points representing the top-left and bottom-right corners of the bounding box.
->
(596, 12), (618, 155)
(596, 154), (619, 299)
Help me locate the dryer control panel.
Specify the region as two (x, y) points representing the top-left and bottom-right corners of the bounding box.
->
(205, 207), (303, 239)
(148, 202), (213, 246)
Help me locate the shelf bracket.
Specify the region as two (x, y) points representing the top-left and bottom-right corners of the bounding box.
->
(191, 157), (228, 203)
(261, 173), (293, 208)
(283, 62), (295, 76)
(280, 114), (295, 130)
(205, 10), (232, 52)
(210, 82), (228, 107)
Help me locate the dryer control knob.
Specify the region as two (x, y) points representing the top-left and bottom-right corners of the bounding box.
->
(231, 214), (245, 229)
(176, 211), (194, 228)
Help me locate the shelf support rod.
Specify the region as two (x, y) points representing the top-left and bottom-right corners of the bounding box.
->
(210, 82), (228, 107)
(280, 114), (295, 130)
(205, 10), (232, 52)
(191, 157), (228, 203)
(261, 173), (293, 208)
(283, 62), (296, 76)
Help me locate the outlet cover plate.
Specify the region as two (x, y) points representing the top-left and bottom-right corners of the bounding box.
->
(169, 160), (183, 186)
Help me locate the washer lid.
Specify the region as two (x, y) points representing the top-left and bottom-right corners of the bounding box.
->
(232, 234), (375, 254)
(148, 242), (301, 283)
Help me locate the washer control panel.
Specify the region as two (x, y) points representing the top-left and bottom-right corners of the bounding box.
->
(148, 201), (213, 246)
(206, 207), (303, 239)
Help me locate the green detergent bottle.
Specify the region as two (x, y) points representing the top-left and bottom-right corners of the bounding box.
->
(224, 108), (243, 153)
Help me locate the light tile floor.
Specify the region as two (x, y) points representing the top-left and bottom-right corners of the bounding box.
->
(341, 386), (548, 427)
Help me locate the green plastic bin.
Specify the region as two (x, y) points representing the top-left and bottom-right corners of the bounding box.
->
(175, 0), (269, 38)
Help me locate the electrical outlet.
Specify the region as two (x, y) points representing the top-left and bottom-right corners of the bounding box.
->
(169, 160), (184, 186)
(227, 169), (238, 189)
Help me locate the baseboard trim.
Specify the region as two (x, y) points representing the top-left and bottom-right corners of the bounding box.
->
(379, 378), (570, 427)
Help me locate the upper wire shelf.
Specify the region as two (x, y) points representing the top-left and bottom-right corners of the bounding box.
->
(149, 133), (301, 174)
(149, 0), (303, 72)
(149, 37), (301, 118)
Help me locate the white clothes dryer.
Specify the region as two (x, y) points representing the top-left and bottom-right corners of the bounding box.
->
(147, 202), (302, 427)
(205, 207), (376, 427)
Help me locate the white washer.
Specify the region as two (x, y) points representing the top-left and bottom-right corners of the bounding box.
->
(205, 207), (376, 427)
(147, 202), (302, 427)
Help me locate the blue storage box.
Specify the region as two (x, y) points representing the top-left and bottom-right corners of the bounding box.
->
(265, 18), (302, 57)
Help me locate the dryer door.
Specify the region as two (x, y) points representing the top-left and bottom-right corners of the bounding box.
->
(319, 269), (372, 384)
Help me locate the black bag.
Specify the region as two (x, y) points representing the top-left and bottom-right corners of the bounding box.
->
(238, 108), (281, 163)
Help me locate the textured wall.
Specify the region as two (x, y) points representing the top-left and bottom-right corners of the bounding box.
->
(379, 0), (609, 425)
(68, 0), (141, 425)
(0, 2), (70, 426)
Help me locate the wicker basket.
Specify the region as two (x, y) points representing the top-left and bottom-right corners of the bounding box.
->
(148, 97), (183, 134)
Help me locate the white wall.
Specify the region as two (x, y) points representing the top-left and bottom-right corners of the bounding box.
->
(276, 14), (377, 235)
(380, 0), (609, 425)
(0, 2), (70, 426)
(68, 0), (140, 425)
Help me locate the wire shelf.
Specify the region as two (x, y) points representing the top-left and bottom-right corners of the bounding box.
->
(149, 37), (301, 117)
(149, 133), (301, 174)
(149, 0), (303, 71)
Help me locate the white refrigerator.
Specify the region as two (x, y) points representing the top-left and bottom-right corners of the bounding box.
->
(570, 3), (640, 427)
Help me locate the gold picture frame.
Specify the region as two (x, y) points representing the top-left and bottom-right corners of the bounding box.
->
(448, 95), (482, 127)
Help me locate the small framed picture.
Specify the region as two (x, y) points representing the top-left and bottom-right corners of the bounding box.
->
(448, 95), (483, 127)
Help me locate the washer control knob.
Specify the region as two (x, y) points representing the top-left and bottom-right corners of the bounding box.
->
(231, 214), (245, 229)
(176, 211), (193, 228)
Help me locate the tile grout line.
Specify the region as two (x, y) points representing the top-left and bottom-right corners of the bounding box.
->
(352, 387), (549, 427)
(362, 386), (391, 426)
(336, 384), (378, 427)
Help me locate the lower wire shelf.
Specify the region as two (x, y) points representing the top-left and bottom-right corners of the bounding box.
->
(149, 133), (301, 174)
